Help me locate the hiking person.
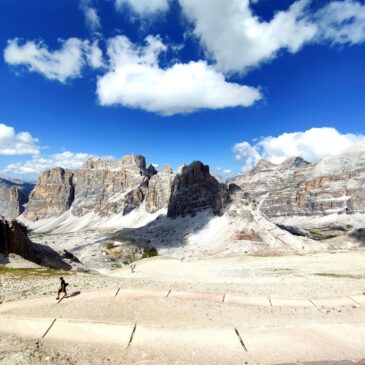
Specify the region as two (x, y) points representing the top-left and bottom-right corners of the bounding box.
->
(56, 277), (68, 300)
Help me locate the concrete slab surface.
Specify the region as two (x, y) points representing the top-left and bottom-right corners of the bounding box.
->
(312, 297), (360, 308)
(116, 288), (169, 300)
(169, 290), (223, 302)
(0, 316), (54, 339)
(45, 318), (134, 346)
(270, 297), (315, 308)
(225, 294), (271, 307)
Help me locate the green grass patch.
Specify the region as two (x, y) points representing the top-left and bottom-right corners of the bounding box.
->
(141, 247), (158, 259)
(0, 267), (72, 277)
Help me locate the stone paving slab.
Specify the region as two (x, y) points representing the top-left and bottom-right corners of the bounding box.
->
(169, 290), (224, 302)
(348, 295), (365, 306)
(131, 325), (249, 364)
(225, 294), (271, 307)
(45, 318), (134, 346)
(116, 289), (170, 300)
(238, 325), (365, 364)
(0, 316), (55, 339)
(312, 297), (360, 308)
(270, 297), (315, 308)
(2, 316), (365, 364)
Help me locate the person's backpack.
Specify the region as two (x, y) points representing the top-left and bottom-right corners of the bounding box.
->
(65, 283), (69, 287)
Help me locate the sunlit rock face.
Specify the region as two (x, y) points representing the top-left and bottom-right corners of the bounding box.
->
(23, 167), (75, 221)
(0, 177), (34, 219)
(146, 164), (175, 214)
(23, 155), (153, 220)
(229, 143), (365, 219)
(71, 155), (150, 217)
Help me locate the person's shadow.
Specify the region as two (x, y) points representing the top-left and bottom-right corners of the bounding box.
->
(67, 291), (81, 298)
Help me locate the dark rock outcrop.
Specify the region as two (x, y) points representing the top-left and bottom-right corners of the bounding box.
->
(167, 161), (229, 217)
(0, 216), (31, 259)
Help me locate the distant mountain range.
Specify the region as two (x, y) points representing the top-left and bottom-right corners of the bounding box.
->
(1, 143), (365, 260)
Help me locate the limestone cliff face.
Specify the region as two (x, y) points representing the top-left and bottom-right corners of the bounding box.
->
(167, 161), (229, 217)
(71, 155), (149, 216)
(23, 155), (157, 220)
(23, 168), (75, 221)
(229, 143), (365, 218)
(24, 157), (230, 221)
(0, 177), (34, 219)
(0, 216), (31, 259)
(146, 165), (174, 213)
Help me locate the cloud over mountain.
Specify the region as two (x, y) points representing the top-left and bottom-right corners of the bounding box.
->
(233, 127), (365, 171)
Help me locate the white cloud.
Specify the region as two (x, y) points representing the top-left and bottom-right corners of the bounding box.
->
(0, 151), (111, 181)
(315, 0), (365, 45)
(97, 35), (262, 115)
(0, 123), (40, 156)
(86, 40), (105, 69)
(179, 0), (365, 73)
(179, 0), (317, 73)
(233, 127), (365, 171)
(115, 0), (169, 15)
(223, 169), (232, 174)
(4, 38), (103, 82)
(80, 0), (101, 31)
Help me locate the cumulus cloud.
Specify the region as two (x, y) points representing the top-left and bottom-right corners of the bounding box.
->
(97, 35), (262, 115)
(315, 0), (365, 45)
(179, 0), (365, 73)
(0, 123), (40, 156)
(233, 127), (365, 171)
(4, 38), (103, 82)
(80, 0), (101, 31)
(0, 151), (111, 181)
(115, 0), (169, 15)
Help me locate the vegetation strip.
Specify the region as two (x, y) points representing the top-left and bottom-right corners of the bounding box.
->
(41, 319), (57, 339)
(234, 328), (248, 351)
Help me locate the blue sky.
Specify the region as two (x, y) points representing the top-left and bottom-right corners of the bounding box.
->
(1, 0), (365, 181)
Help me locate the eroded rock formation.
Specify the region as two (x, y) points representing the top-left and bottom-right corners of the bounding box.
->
(23, 168), (75, 220)
(167, 161), (229, 217)
(0, 216), (31, 259)
(0, 177), (34, 219)
(229, 143), (365, 219)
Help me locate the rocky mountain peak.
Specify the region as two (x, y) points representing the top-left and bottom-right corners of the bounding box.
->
(167, 161), (229, 217)
(279, 156), (310, 169)
(82, 155), (146, 171)
(162, 164), (173, 174)
(251, 159), (276, 172)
